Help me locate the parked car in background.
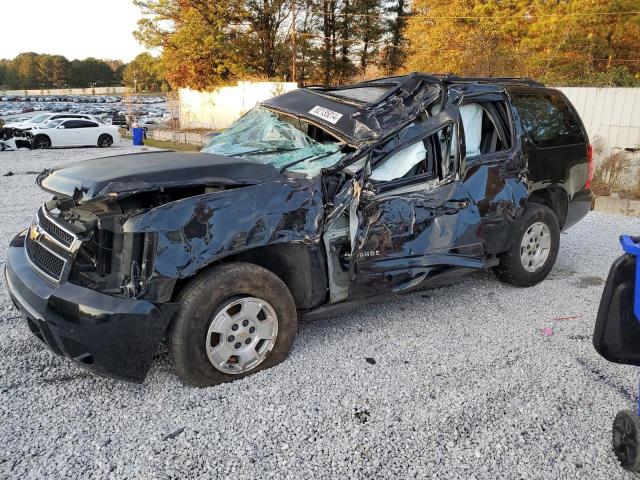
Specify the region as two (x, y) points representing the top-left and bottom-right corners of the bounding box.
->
(0, 95), (168, 121)
(0, 108), (22, 116)
(5, 113), (102, 131)
(31, 119), (120, 148)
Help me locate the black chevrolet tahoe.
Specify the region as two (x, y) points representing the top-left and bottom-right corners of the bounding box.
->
(5, 74), (593, 386)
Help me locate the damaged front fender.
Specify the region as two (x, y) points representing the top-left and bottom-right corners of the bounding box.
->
(122, 179), (325, 279)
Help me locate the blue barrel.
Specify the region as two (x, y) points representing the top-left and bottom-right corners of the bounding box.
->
(620, 235), (640, 321)
(132, 127), (145, 146)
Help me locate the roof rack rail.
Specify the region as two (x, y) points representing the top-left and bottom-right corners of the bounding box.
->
(303, 74), (544, 92)
(411, 72), (544, 87)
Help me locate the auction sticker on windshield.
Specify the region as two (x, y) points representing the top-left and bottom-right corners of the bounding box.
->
(308, 106), (343, 124)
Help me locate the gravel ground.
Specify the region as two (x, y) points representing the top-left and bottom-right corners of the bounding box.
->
(1, 144), (640, 479)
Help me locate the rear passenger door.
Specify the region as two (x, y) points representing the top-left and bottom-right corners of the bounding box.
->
(457, 94), (529, 256)
(63, 120), (100, 146)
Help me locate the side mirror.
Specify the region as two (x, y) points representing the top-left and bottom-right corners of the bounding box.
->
(57, 125), (65, 129)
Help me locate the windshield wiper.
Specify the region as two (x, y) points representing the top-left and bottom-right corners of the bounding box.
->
(229, 147), (301, 157)
(279, 149), (340, 173)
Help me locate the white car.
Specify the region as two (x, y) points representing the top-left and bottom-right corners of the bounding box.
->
(1, 109), (22, 116)
(31, 119), (120, 149)
(4, 113), (102, 130)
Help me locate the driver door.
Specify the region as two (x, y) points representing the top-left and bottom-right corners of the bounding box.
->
(50, 119), (78, 146)
(348, 109), (486, 299)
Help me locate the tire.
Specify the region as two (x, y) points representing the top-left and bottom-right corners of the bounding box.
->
(493, 203), (560, 287)
(168, 262), (297, 387)
(32, 135), (51, 149)
(613, 410), (640, 471)
(98, 134), (113, 148)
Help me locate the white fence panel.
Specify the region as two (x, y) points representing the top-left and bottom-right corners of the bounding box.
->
(558, 87), (640, 152)
(557, 87), (640, 188)
(179, 81), (298, 131)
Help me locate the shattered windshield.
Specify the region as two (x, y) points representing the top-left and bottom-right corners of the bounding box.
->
(201, 107), (344, 174)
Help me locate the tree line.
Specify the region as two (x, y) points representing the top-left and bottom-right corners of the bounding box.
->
(0, 52), (165, 91)
(2, 0), (639, 91)
(0, 53), (123, 89)
(134, 0), (640, 89)
(133, 0), (408, 89)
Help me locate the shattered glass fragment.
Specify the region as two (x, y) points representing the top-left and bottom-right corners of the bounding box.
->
(202, 107), (344, 174)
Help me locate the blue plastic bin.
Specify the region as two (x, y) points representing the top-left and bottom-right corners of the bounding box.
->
(132, 127), (145, 146)
(620, 235), (640, 322)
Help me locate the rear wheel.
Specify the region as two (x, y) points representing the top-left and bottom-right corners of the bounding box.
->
(168, 262), (297, 387)
(98, 134), (113, 148)
(32, 135), (51, 149)
(494, 203), (560, 287)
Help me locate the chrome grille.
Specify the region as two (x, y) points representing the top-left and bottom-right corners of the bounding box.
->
(25, 205), (81, 283)
(37, 208), (75, 247)
(26, 237), (66, 281)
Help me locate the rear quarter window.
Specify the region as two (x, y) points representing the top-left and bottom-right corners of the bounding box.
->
(512, 93), (584, 148)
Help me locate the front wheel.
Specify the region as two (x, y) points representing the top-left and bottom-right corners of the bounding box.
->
(168, 262), (297, 387)
(493, 203), (560, 287)
(98, 134), (113, 148)
(32, 135), (51, 149)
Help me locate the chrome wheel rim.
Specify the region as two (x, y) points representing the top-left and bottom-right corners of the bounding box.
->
(205, 297), (278, 375)
(520, 221), (551, 273)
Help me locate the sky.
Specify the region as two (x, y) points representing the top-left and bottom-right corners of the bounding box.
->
(0, 0), (148, 62)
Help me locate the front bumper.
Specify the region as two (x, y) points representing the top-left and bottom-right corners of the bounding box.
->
(5, 233), (177, 383)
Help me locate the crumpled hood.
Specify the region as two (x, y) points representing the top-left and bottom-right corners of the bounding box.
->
(3, 122), (32, 130)
(37, 151), (283, 203)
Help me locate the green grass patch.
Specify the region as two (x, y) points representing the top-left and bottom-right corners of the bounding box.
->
(121, 133), (200, 152)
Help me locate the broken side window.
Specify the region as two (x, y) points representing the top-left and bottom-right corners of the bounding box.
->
(460, 101), (512, 157)
(201, 106), (345, 174)
(370, 140), (429, 182)
(370, 123), (458, 183)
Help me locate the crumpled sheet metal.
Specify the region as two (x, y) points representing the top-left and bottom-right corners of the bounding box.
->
(36, 151), (287, 203)
(352, 83), (441, 142)
(123, 179), (325, 278)
(263, 79), (442, 146)
(0, 127), (32, 151)
(463, 162), (528, 219)
(324, 178), (362, 231)
(348, 175), (492, 298)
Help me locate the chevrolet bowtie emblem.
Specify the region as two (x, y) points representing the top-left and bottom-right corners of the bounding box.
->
(28, 224), (41, 242)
